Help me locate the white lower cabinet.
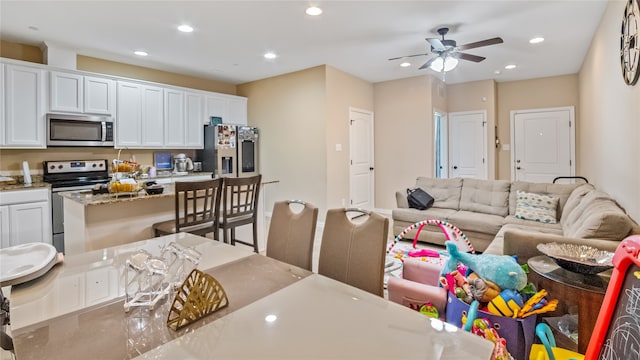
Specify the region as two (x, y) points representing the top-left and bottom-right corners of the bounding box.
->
(0, 188), (52, 248)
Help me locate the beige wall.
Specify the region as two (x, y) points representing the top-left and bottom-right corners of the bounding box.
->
(495, 75), (579, 180)
(77, 56), (236, 94)
(374, 75), (433, 209)
(237, 66), (328, 215)
(447, 80), (498, 178)
(0, 40), (44, 64)
(579, 0), (640, 221)
(325, 66), (374, 209)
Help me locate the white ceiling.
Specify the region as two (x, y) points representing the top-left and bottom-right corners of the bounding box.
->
(0, 1), (608, 85)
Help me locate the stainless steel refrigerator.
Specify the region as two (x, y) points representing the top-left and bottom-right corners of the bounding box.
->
(197, 124), (259, 177)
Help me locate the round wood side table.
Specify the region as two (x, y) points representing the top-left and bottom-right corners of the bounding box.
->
(527, 255), (611, 354)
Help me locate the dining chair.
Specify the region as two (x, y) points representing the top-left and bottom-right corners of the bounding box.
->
(220, 174), (262, 252)
(152, 178), (223, 239)
(318, 208), (389, 297)
(266, 200), (319, 271)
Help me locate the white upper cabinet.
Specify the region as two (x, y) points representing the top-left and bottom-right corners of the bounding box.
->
(165, 89), (204, 148)
(164, 88), (186, 148)
(228, 97), (248, 125)
(50, 71), (115, 115)
(185, 92), (204, 147)
(50, 71), (83, 113)
(0, 64), (5, 146)
(116, 81), (142, 147)
(116, 81), (164, 148)
(205, 93), (247, 125)
(84, 76), (115, 115)
(3, 64), (46, 148)
(141, 85), (164, 147)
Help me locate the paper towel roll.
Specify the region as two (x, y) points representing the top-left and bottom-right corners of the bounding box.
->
(22, 161), (32, 185)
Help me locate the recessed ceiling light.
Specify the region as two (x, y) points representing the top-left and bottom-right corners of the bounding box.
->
(400, 62), (411, 67)
(134, 50), (148, 56)
(505, 64), (516, 70)
(177, 25), (194, 33)
(494, 70), (501, 75)
(529, 37), (544, 44)
(306, 6), (323, 16)
(264, 52), (277, 59)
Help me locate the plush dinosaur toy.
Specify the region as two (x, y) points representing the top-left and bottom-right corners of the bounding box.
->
(443, 241), (527, 291)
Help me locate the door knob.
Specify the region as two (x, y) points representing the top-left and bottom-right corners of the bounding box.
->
(369, 167), (374, 171)
(453, 166), (458, 170)
(516, 166), (521, 170)
(516, 160), (521, 163)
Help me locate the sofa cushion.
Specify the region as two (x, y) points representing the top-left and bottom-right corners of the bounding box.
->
(459, 178), (510, 216)
(514, 190), (559, 224)
(502, 215), (563, 231)
(509, 181), (579, 219)
(560, 183), (595, 220)
(486, 223), (564, 256)
(392, 207), (458, 225)
(563, 191), (633, 240)
(448, 210), (504, 236)
(415, 177), (462, 210)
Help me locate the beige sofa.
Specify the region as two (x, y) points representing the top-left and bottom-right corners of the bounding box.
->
(393, 177), (640, 263)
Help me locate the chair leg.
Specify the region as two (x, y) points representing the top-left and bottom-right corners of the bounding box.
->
(252, 222), (258, 253)
(230, 227), (236, 245)
(223, 226), (229, 244)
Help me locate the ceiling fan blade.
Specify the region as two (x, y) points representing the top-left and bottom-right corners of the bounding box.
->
(418, 57), (438, 70)
(426, 38), (446, 52)
(388, 53), (429, 61)
(452, 52), (486, 62)
(456, 37), (504, 51)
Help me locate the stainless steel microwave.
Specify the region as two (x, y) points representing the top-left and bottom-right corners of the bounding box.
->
(47, 113), (114, 147)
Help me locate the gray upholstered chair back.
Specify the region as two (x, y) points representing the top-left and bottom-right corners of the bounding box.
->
(266, 200), (318, 271)
(318, 208), (389, 296)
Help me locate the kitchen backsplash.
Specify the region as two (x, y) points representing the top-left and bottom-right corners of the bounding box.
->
(0, 148), (196, 175)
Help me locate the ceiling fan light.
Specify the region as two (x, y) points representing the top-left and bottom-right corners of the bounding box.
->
(400, 62), (411, 67)
(429, 56), (458, 72)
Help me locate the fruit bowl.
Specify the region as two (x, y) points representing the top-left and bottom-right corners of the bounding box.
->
(537, 242), (614, 275)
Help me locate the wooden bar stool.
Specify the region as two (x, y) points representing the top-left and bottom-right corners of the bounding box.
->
(152, 178), (223, 239)
(220, 175), (262, 252)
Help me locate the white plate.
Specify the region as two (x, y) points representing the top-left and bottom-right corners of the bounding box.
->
(0, 243), (58, 286)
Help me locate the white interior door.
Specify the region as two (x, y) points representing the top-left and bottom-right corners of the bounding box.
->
(449, 111), (487, 179)
(349, 108), (374, 210)
(511, 107), (574, 183)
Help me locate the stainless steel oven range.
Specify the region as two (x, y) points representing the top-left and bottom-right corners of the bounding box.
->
(43, 160), (110, 253)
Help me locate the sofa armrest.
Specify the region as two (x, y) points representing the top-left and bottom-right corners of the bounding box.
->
(503, 228), (620, 265)
(396, 190), (409, 208)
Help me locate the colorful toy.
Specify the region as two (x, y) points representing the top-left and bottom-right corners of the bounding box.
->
(468, 273), (501, 302)
(518, 289), (558, 318)
(462, 301), (514, 360)
(419, 302), (439, 318)
(443, 242), (528, 291)
(387, 219), (475, 258)
(487, 289), (523, 318)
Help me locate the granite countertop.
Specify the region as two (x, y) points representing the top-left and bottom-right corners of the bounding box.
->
(0, 181), (51, 192)
(61, 177), (278, 207)
(61, 183), (177, 206)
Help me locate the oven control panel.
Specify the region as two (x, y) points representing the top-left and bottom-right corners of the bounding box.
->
(44, 160), (108, 174)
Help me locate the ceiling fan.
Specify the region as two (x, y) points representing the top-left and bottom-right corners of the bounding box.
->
(389, 27), (504, 72)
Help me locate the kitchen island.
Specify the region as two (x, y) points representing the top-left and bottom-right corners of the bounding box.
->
(62, 177), (278, 255)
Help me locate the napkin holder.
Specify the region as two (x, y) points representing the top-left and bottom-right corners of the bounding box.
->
(166, 269), (229, 331)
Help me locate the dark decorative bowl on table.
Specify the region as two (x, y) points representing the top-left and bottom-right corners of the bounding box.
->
(144, 181), (164, 195)
(536, 242), (614, 275)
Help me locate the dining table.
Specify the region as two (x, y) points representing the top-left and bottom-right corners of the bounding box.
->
(6, 233), (494, 360)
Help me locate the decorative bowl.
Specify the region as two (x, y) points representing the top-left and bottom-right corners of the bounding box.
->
(537, 242), (614, 275)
